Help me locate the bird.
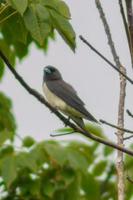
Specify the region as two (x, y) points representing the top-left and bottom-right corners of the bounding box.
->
(42, 65), (98, 128)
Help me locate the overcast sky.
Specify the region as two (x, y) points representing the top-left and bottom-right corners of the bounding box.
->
(0, 0), (133, 143)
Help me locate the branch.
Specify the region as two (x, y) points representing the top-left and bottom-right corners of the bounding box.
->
(95, 1), (126, 199)
(124, 135), (133, 141)
(118, 0), (133, 68)
(100, 119), (133, 134)
(1, 50), (133, 157)
(126, 109), (133, 118)
(127, 175), (133, 184)
(79, 35), (133, 85)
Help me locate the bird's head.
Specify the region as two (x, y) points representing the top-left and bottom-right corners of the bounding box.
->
(43, 66), (62, 81)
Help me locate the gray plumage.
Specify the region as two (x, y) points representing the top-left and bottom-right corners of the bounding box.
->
(43, 66), (98, 127)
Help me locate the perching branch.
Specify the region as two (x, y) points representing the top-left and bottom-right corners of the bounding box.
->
(95, 1), (126, 199)
(79, 35), (133, 85)
(1, 50), (133, 157)
(100, 119), (133, 134)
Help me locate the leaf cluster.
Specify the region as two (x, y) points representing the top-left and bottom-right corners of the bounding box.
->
(0, 0), (76, 80)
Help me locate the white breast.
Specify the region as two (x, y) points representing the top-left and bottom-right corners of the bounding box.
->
(43, 83), (67, 111)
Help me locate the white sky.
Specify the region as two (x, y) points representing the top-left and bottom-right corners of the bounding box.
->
(0, 0), (133, 143)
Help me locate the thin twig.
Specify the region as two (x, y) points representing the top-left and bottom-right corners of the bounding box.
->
(79, 35), (133, 85)
(124, 135), (133, 140)
(126, 109), (133, 118)
(1, 50), (133, 156)
(100, 119), (133, 134)
(125, 0), (133, 69)
(50, 131), (74, 137)
(127, 175), (133, 184)
(95, 1), (126, 199)
(118, 0), (133, 68)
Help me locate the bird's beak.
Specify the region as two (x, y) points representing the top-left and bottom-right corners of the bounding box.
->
(44, 68), (51, 74)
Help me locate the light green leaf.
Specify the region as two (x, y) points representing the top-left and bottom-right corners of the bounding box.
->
(85, 123), (105, 138)
(8, 0), (28, 15)
(16, 152), (37, 171)
(36, 4), (50, 21)
(56, 1), (71, 18)
(0, 130), (14, 145)
(44, 141), (67, 165)
(50, 9), (76, 51)
(24, 5), (51, 45)
(42, 0), (71, 18)
(1, 155), (17, 188)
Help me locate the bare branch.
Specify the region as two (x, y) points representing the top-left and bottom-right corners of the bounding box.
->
(100, 119), (133, 134)
(124, 135), (133, 140)
(126, 109), (133, 118)
(1, 50), (133, 157)
(118, 0), (133, 67)
(95, 0), (126, 199)
(127, 175), (133, 184)
(79, 35), (133, 85)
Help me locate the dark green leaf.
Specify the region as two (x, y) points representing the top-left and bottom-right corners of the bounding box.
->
(103, 146), (113, 157)
(82, 173), (100, 200)
(0, 59), (5, 81)
(93, 161), (107, 176)
(43, 181), (56, 198)
(22, 136), (35, 147)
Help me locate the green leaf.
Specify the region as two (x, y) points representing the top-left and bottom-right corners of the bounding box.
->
(23, 5), (51, 45)
(93, 161), (107, 176)
(50, 9), (76, 51)
(0, 92), (16, 138)
(35, 3), (50, 21)
(44, 141), (67, 165)
(0, 130), (14, 145)
(67, 148), (89, 172)
(0, 40), (15, 66)
(103, 146), (114, 157)
(22, 136), (35, 148)
(16, 152), (37, 171)
(82, 173), (100, 200)
(56, 1), (71, 19)
(8, 0), (28, 15)
(0, 59), (5, 81)
(1, 155), (17, 188)
(85, 123), (105, 138)
(42, 0), (71, 19)
(65, 173), (80, 200)
(43, 181), (56, 198)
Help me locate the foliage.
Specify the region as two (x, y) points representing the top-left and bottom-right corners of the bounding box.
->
(0, 92), (16, 143)
(0, 0), (76, 80)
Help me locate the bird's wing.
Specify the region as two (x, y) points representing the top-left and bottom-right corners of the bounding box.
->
(46, 80), (98, 123)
